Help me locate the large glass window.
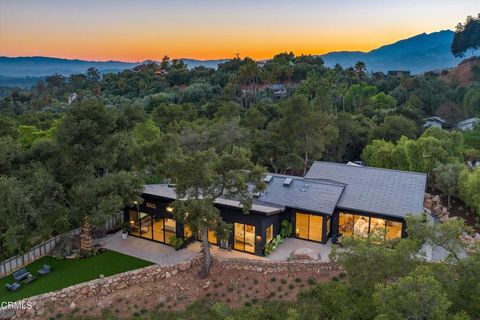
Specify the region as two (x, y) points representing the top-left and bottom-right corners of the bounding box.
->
(152, 216), (164, 242)
(129, 210), (140, 237)
(339, 212), (355, 237)
(140, 213), (153, 239)
(338, 212), (403, 241)
(386, 221), (402, 240)
(353, 216), (369, 238)
(164, 218), (176, 243)
(234, 223), (256, 253)
(266, 224), (273, 243)
(184, 224), (193, 239)
(295, 212), (323, 242)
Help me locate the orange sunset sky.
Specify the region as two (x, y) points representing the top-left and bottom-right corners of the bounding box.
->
(0, 0), (478, 62)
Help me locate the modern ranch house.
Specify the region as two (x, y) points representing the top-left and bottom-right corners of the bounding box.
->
(124, 161), (427, 256)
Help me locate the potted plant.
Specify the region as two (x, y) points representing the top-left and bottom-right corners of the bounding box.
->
(121, 222), (130, 240)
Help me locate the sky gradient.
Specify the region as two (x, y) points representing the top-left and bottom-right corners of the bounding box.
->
(0, 0), (478, 61)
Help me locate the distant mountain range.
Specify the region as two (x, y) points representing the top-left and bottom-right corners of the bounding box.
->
(0, 29), (477, 86)
(0, 57), (227, 79)
(321, 30), (473, 73)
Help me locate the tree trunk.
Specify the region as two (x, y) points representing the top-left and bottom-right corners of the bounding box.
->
(80, 215), (94, 256)
(199, 226), (211, 278)
(303, 151), (309, 176)
(447, 194), (451, 209)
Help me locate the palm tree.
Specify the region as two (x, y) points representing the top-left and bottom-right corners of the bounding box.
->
(354, 61), (367, 80)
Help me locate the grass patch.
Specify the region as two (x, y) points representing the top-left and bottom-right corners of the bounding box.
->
(0, 250), (152, 302)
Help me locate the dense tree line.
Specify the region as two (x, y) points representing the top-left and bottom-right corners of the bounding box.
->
(0, 47), (479, 258)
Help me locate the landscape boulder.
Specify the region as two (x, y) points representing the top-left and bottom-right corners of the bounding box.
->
(290, 248), (319, 260)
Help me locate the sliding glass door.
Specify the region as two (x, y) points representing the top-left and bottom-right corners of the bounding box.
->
(128, 212), (177, 244)
(295, 212), (323, 242)
(234, 223), (255, 253)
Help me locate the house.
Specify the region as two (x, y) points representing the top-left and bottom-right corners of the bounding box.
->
(423, 116), (446, 129)
(124, 161), (426, 256)
(387, 70), (411, 77)
(456, 117), (479, 131)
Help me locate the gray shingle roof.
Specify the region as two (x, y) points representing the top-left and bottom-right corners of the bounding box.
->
(256, 174), (345, 215)
(142, 174), (345, 216)
(142, 184), (284, 215)
(305, 161), (426, 218)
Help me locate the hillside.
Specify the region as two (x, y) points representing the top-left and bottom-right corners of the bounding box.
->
(441, 57), (480, 87)
(0, 29), (478, 85)
(0, 56), (228, 79)
(321, 30), (474, 74)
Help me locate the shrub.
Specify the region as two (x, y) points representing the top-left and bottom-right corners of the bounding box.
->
(265, 234), (284, 255)
(168, 236), (185, 250)
(280, 220), (293, 237)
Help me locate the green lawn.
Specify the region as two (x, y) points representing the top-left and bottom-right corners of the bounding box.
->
(0, 250), (152, 302)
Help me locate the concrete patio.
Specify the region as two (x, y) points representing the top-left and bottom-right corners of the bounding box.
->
(102, 231), (332, 264)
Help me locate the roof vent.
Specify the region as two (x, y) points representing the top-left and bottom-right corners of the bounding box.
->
(283, 178), (293, 186)
(264, 175), (273, 183)
(253, 192), (261, 198)
(303, 183), (310, 188)
(300, 188), (307, 192)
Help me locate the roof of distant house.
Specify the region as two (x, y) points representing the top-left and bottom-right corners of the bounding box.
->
(456, 117), (479, 126)
(424, 116), (446, 123)
(304, 161), (426, 218)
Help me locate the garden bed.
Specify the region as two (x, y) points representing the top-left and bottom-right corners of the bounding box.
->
(50, 261), (341, 319)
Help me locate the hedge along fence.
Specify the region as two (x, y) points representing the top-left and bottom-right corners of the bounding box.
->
(0, 213), (123, 278)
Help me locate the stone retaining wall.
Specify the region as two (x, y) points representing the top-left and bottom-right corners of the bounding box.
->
(8, 254), (203, 319)
(213, 256), (340, 273)
(6, 255), (339, 319)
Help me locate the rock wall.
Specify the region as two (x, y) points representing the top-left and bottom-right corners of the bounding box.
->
(213, 256), (340, 273)
(424, 192), (480, 245)
(7, 254), (339, 319)
(10, 255), (203, 319)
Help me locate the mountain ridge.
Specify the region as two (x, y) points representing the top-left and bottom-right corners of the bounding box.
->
(0, 29), (477, 83)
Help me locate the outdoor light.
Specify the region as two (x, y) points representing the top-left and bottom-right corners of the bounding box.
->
(133, 201), (138, 205)
(256, 235), (262, 240)
(166, 206), (174, 212)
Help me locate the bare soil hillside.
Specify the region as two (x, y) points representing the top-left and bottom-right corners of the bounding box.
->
(441, 57), (480, 87)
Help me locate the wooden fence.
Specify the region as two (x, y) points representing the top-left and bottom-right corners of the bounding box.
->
(0, 212), (123, 278)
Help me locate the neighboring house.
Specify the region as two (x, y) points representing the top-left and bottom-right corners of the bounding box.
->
(423, 116), (446, 129)
(456, 117), (479, 131)
(125, 161), (426, 256)
(68, 92), (78, 104)
(387, 70), (411, 77)
(269, 84), (287, 97)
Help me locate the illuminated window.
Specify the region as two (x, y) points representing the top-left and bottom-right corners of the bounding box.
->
(184, 224), (193, 238)
(234, 223), (255, 253)
(339, 212), (402, 241)
(266, 224), (273, 243)
(152, 217), (164, 242)
(129, 210), (140, 236)
(208, 230), (217, 244)
(295, 212), (323, 242)
(164, 218), (176, 243)
(146, 202), (156, 209)
(386, 221), (402, 240)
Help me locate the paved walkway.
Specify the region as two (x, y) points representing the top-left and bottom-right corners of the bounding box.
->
(103, 232), (332, 264)
(103, 232), (199, 264)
